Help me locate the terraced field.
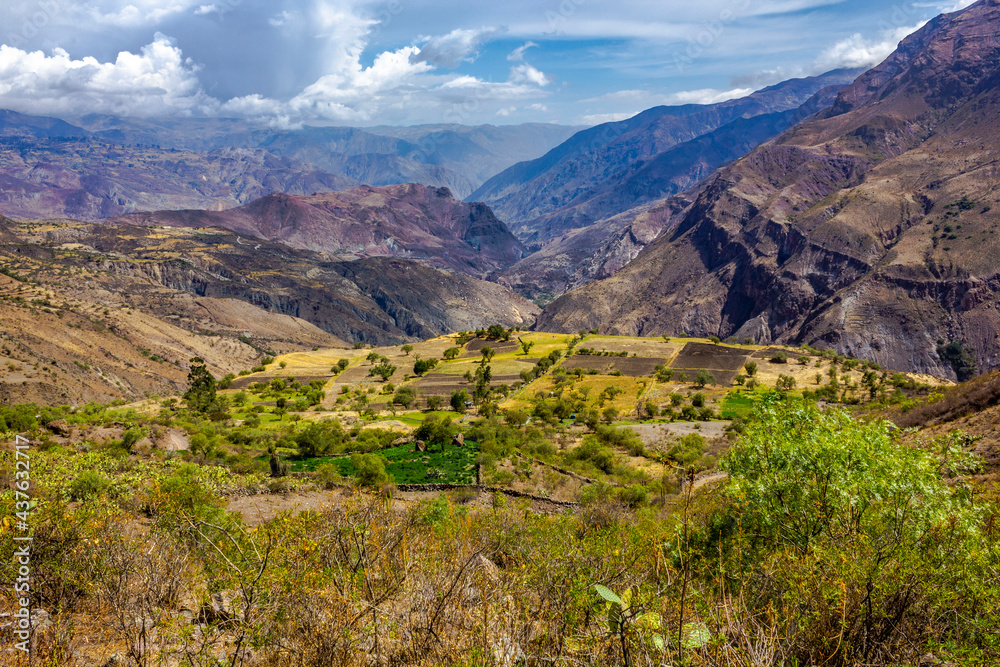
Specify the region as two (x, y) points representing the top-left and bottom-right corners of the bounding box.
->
(562, 356), (670, 377)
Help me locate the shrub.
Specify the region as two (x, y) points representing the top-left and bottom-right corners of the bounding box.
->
(715, 396), (992, 661)
(314, 463), (343, 489)
(351, 453), (390, 489)
(68, 470), (110, 501)
(666, 433), (705, 466)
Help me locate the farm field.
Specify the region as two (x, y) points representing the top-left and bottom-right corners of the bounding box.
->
(562, 355), (670, 377)
(294, 440), (480, 485)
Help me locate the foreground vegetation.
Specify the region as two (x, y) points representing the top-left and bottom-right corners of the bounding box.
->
(0, 388), (997, 665)
(0, 329), (993, 665)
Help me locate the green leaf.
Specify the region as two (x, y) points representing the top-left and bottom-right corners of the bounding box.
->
(682, 622), (711, 649)
(636, 611), (661, 631)
(607, 605), (622, 631)
(593, 584), (623, 606)
(652, 634), (665, 651)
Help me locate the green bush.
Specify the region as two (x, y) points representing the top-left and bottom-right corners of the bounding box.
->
(314, 463), (343, 489)
(351, 453), (390, 489)
(713, 395), (994, 662)
(68, 470), (110, 501)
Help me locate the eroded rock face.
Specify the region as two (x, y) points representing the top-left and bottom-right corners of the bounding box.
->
(540, 0), (1000, 378)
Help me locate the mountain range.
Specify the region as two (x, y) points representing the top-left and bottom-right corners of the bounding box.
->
(3, 0), (1000, 382)
(539, 0), (1000, 379)
(0, 113), (579, 221)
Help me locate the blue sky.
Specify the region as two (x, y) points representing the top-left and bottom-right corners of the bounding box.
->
(0, 0), (977, 126)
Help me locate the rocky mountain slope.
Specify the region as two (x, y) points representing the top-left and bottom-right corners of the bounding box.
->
(539, 0), (1000, 379)
(115, 183), (526, 277)
(469, 69), (861, 248)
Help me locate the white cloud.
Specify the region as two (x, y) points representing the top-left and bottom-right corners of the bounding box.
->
(582, 86), (754, 109)
(410, 26), (504, 69)
(496, 106), (516, 117)
(814, 22), (927, 70)
(193, 5), (217, 16)
(509, 62), (553, 87)
(0, 33), (217, 117)
(507, 41), (538, 62)
(268, 11), (294, 27)
(668, 87), (755, 105)
(87, 0), (205, 27)
(577, 112), (636, 125)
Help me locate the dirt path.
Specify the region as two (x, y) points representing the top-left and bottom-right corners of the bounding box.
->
(692, 471), (727, 490)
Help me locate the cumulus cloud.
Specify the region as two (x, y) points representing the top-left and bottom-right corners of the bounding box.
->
(0, 33), (217, 117)
(509, 63), (553, 87)
(410, 27), (504, 69)
(814, 22), (927, 70)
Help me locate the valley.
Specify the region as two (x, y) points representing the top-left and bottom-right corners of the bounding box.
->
(3, 1), (1000, 665)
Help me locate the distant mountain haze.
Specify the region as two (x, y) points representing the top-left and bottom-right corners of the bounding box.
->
(468, 69), (864, 249)
(0, 112), (580, 220)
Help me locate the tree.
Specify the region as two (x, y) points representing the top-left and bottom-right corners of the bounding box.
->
(480, 346), (495, 365)
(519, 338), (535, 356)
(392, 386), (417, 408)
(443, 347), (460, 360)
(426, 395), (444, 411)
(744, 361), (758, 376)
(486, 324), (506, 340)
(413, 358), (439, 376)
(401, 344), (414, 356)
(691, 392), (705, 408)
(776, 374), (796, 392)
(366, 351), (383, 364)
(450, 389), (470, 413)
(937, 340), (976, 381)
(295, 421), (347, 458)
(694, 370), (715, 388)
(414, 414), (456, 451)
(369, 363), (396, 382)
(184, 357), (217, 413)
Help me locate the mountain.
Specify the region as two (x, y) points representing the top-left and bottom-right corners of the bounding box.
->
(68, 115), (580, 199)
(468, 69), (862, 248)
(0, 141), (358, 221)
(114, 183), (526, 277)
(0, 113), (580, 221)
(0, 214), (538, 404)
(539, 0), (1000, 379)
